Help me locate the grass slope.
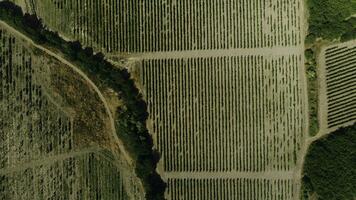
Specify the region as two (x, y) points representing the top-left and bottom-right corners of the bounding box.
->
(302, 124), (356, 200)
(0, 1), (166, 199)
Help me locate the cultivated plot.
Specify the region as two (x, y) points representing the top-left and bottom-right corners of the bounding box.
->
(0, 151), (127, 200)
(13, 0), (302, 53)
(318, 40), (356, 134)
(134, 1), (307, 199)
(139, 52), (307, 199)
(10, 0), (308, 199)
(140, 55), (305, 173)
(167, 178), (295, 200)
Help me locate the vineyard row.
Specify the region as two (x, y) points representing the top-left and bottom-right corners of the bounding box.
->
(140, 55), (305, 172)
(324, 43), (356, 129)
(31, 0), (302, 52)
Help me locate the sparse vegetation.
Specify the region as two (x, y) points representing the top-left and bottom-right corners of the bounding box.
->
(0, 1), (166, 199)
(302, 123), (356, 200)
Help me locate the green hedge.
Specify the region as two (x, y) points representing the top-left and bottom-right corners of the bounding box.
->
(0, 1), (166, 199)
(305, 48), (318, 136)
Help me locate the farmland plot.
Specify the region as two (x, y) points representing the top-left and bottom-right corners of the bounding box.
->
(133, 1), (307, 199)
(8, 0), (308, 199)
(167, 178), (295, 200)
(12, 0), (302, 53)
(0, 23), (144, 199)
(0, 151), (127, 200)
(140, 55), (305, 173)
(139, 53), (306, 199)
(318, 40), (356, 134)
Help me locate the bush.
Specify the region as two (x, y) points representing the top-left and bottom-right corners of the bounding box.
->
(305, 48), (319, 136)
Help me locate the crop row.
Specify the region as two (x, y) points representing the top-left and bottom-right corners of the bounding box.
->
(0, 29), (73, 168)
(324, 43), (356, 128)
(166, 178), (295, 200)
(27, 0), (302, 52)
(140, 55), (305, 172)
(0, 152), (126, 200)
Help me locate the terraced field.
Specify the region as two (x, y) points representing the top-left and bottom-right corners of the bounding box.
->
(5, 0), (308, 199)
(0, 22), (144, 199)
(318, 40), (356, 133)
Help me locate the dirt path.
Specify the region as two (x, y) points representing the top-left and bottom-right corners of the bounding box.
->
(108, 46), (302, 60)
(291, 1), (311, 199)
(0, 20), (133, 166)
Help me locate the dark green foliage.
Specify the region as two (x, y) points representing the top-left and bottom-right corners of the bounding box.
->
(307, 0), (356, 43)
(341, 28), (356, 41)
(302, 124), (356, 200)
(0, 2), (166, 199)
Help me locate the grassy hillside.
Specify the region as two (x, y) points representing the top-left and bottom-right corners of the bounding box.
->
(301, 123), (356, 200)
(0, 2), (166, 199)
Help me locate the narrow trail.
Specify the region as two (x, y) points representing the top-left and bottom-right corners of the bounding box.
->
(0, 147), (100, 175)
(0, 20), (133, 166)
(108, 46), (303, 60)
(292, 2), (311, 198)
